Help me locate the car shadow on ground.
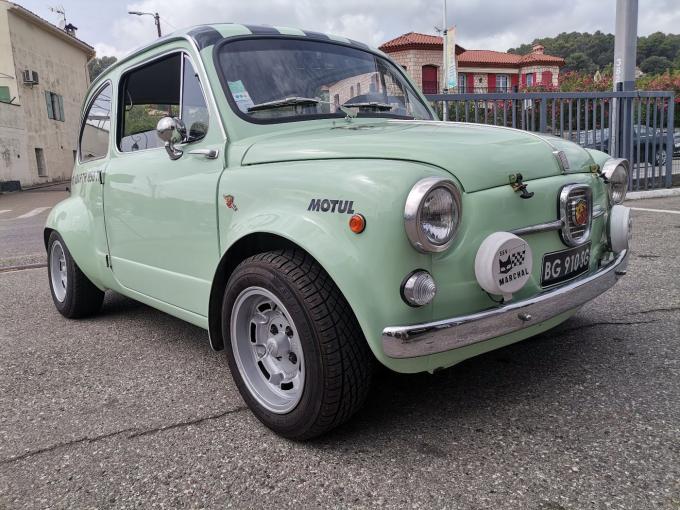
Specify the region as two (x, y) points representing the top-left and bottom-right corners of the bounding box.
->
(95, 290), (622, 451)
(312, 316), (616, 449)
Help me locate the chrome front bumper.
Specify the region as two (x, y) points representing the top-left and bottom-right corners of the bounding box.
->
(382, 250), (628, 359)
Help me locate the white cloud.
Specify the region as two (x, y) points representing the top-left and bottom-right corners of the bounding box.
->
(61, 0), (680, 58)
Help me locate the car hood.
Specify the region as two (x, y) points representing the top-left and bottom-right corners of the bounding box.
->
(239, 120), (595, 192)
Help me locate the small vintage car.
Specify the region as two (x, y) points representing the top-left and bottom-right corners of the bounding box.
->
(46, 24), (632, 439)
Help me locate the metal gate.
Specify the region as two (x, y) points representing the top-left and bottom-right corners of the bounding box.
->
(425, 91), (677, 190)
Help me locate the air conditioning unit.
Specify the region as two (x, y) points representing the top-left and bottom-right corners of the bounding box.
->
(22, 70), (39, 85)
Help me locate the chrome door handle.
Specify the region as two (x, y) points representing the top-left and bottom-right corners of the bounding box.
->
(188, 148), (219, 159)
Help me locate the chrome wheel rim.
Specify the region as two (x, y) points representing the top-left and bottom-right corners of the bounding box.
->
(50, 240), (67, 302)
(230, 287), (305, 414)
(656, 149), (667, 166)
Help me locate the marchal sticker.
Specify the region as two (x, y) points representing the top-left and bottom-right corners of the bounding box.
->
(474, 232), (533, 301)
(496, 242), (530, 288)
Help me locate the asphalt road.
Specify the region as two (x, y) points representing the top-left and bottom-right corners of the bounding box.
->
(0, 193), (678, 509)
(0, 183), (68, 269)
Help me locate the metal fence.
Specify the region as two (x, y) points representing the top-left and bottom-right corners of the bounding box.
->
(425, 91), (677, 190)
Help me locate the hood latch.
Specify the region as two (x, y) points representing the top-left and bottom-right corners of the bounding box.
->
(509, 173), (534, 199)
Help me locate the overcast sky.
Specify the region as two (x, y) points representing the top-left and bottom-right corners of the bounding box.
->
(15, 0), (680, 58)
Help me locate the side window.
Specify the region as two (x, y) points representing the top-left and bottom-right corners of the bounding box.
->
(118, 53), (208, 152)
(182, 55), (209, 140)
(79, 83), (112, 162)
(119, 54), (180, 152)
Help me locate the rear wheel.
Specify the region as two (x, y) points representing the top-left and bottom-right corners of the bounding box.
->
(47, 231), (104, 318)
(222, 249), (373, 440)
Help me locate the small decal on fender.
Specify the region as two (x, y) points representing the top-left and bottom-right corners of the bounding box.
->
(223, 194), (238, 211)
(307, 199), (355, 214)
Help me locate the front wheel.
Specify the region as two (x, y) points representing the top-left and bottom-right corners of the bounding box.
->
(222, 249), (373, 440)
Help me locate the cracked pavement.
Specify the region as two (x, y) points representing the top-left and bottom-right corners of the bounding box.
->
(0, 196), (678, 509)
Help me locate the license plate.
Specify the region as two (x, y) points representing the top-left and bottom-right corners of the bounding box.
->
(541, 242), (591, 287)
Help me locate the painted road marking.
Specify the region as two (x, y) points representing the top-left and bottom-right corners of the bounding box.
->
(16, 207), (51, 219)
(630, 207), (680, 215)
(0, 210), (10, 214)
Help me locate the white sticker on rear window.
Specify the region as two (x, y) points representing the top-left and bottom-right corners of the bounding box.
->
(228, 80), (254, 112)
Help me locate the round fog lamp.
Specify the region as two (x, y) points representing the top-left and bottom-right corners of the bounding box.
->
(402, 270), (437, 307)
(608, 205), (631, 254)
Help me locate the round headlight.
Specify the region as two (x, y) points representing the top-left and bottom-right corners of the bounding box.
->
(405, 178), (462, 252)
(601, 158), (629, 204)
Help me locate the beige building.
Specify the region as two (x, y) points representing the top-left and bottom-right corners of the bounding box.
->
(380, 33), (564, 94)
(0, 1), (94, 190)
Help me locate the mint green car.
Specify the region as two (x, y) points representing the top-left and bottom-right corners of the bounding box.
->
(45, 24), (632, 439)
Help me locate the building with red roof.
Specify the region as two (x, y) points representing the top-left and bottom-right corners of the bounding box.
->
(379, 32), (565, 94)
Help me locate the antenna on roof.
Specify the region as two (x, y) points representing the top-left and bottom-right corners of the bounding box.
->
(49, 5), (67, 29)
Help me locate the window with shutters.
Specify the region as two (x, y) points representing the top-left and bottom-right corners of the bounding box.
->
(45, 91), (65, 121)
(421, 65), (438, 94)
(495, 74), (509, 93)
(458, 73), (466, 93)
(0, 86), (11, 103)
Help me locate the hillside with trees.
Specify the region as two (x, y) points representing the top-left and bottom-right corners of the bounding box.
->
(508, 31), (680, 75)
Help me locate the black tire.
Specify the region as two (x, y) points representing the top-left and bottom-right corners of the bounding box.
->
(47, 231), (104, 318)
(222, 249), (373, 440)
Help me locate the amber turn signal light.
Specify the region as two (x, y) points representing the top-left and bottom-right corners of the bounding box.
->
(349, 214), (366, 234)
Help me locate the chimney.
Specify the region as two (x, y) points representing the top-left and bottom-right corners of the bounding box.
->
(64, 23), (78, 37)
(532, 44), (545, 54)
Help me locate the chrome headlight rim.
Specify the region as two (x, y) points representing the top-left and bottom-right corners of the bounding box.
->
(404, 177), (462, 253)
(601, 158), (629, 204)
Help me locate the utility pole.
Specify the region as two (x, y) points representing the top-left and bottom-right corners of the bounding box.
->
(611, 0), (638, 158)
(153, 12), (162, 38)
(442, 0), (448, 121)
(128, 11), (162, 38)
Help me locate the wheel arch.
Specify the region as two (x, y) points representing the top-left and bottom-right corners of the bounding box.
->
(208, 232), (342, 351)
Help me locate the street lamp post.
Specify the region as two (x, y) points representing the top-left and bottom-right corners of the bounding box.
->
(442, 0), (448, 121)
(128, 11), (162, 38)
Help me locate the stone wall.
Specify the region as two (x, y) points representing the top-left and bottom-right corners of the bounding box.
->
(386, 49), (445, 91)
(0, 101), (28, 188)
(520, 65), (560, 87)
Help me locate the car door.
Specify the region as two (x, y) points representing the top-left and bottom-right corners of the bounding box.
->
(103, 50), (224, 316)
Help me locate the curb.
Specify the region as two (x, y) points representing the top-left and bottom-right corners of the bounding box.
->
(0, 263), (46, 273)
(625, 188), (680, 201)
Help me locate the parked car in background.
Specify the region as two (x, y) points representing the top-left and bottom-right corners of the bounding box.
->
(45, 24), (632, 439)
(577, 126), (669, 166)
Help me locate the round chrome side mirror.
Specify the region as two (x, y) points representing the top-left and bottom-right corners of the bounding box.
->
(156, 116), (187, 160)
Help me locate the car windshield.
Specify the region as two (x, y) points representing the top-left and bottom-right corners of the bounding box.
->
(215, 38), (433, 123)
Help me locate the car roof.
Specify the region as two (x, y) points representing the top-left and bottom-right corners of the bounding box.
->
(89, 23), (382, 90)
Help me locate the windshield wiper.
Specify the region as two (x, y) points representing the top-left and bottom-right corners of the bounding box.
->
(341, 101), (393, 111)
(248, 97), (320, 112)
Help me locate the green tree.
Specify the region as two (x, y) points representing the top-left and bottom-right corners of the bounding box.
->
(508, 31), (680, 73)
(565, 52), (596, 74)
(640, 56), (673, 75)
(88, 56), (117, 81)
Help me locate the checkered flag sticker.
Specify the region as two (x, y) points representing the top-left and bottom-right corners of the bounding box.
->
(511, 250), (525, 268)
